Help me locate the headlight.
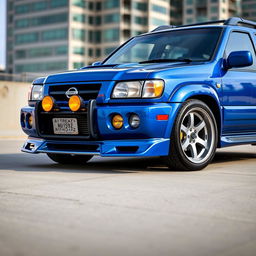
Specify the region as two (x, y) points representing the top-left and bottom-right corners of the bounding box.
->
(112, 80), (164, 99)
(112, 81), (143, 98)
(30, 85), (43, 101)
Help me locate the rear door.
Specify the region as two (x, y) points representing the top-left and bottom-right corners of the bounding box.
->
(253, 33), (256, 108)
(222, 31), (256, 134)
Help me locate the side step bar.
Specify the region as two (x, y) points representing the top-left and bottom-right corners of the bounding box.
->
(221, 134), (256, 146)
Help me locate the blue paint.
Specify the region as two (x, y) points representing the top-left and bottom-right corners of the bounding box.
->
(20, 21), (256, 158)
(226, 51), (253, 69)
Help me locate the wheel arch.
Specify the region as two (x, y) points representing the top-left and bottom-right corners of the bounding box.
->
(169, 84), (222, 147)
(186, 95), (222, 147)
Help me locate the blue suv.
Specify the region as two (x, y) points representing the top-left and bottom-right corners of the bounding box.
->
(20, 17), (256, 171)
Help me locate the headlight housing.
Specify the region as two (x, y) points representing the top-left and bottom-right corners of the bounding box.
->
(112, 81), (143, 98)
(30, 85), (43, 101)
(112, 80), (164, 99)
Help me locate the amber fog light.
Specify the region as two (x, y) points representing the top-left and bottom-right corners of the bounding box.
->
(25, 113), (33, 129)
(28, 114), (33, 128)
(69, 95), (82, 112)
(112, 114), (123, 129)
(42, 96), (54, 112)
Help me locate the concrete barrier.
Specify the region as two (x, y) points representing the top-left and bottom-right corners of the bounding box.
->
(0, 81), (30, 138)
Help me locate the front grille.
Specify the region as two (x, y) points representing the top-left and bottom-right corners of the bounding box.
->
(38, 112), (89, 137)
(48, 83), (101, 101)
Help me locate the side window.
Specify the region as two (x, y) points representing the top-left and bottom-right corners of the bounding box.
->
(225, 32), (256, 69)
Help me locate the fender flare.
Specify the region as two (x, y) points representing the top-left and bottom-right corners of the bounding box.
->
(164, 83), (222, 139)
(169, 83), (220, 104)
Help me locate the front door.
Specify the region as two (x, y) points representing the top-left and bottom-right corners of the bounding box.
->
(222, 31), (256, 134)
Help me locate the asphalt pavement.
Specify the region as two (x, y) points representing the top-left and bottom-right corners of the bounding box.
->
(0, 140), (256, 256)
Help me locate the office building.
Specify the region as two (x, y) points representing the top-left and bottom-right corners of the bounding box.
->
(242, 0), (256, 21)
(7, 0), (250, 76)
(6, 0), (170, 75)
(170, 0), (183, 25)
(183, 0), (241, 24)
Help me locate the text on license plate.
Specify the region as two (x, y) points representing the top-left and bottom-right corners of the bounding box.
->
(52, 118), (78, 135)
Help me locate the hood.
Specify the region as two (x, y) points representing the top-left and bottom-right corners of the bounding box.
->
(44, 62), (204, 84)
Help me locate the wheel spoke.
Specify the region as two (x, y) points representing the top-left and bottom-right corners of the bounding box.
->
(189, 113), (195, 128)
(181, 124), (189, 134)
(197, 148), (206, 159)
(195, 120), (206, 133)
(190, 144), (198, 159)
(182, 139), (190, 151)
(196, 138), (208, 149)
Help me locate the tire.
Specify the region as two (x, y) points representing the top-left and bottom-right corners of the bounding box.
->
(47, 153), (93, 165)
(165, 99), (218, 171)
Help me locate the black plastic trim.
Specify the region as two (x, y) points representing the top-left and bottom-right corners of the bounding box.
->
(88, 99), (98, 139)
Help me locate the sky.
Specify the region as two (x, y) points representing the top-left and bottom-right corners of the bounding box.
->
(0, 0), (6, 69)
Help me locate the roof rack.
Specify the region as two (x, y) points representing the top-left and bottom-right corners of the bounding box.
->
(151, 17), (256, 32)
(151, 25), (176, 32)
(225, 17), (256, 28)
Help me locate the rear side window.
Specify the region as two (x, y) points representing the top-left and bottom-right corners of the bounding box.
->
(225, 32), (256, 69)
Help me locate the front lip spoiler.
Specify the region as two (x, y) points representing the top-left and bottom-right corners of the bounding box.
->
(37, 149), (100, 155)
(21, 137), (170, 157)
(21, 138), (101, 155)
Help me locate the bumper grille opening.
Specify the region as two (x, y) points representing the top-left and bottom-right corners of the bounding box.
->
(116, 146), (139, 153)
(46, 143), (99, 152)
(25, 143), (35, 151)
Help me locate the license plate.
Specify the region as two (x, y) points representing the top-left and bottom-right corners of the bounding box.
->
(52, 118), (78, 135)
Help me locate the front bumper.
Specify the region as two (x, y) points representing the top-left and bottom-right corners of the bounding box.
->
(22, 137), (170, 157)
(21, 102), (180, 139)
(21, 102), (182, 157)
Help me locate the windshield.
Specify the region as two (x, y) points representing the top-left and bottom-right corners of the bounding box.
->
(104, 28), (222, 65)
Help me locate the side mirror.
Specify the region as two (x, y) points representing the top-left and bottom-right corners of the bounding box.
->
(92, 61), (102, 66)
(226, 51), (253, 69)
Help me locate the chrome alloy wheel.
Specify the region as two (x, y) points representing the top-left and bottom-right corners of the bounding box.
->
(179, 107), (216, 164)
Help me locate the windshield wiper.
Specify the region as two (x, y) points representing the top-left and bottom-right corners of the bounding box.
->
(139, 58), (193, 64)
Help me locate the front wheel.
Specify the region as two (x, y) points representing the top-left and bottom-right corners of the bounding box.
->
(165, 99), (218, 171)
(47, 153), (93, 165)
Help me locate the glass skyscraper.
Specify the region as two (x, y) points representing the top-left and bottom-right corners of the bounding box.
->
(6, 0), (251, 77)
(242, 0), (256, 21)
(6, 0), (170, 75)
(183, 0), (241, 24)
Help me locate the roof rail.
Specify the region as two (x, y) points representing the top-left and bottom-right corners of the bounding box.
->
(151, 25), (176, 32)
(151, 17), (256, 33)
(225, 17), (256, 28)
(151, 20), (225, 32)
(177, 19), (226, 28)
